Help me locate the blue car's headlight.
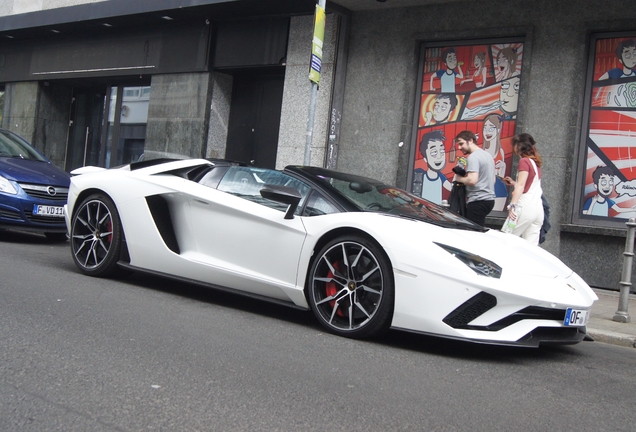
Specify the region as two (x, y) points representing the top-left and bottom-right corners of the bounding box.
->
(0, 175), (18, 195)
(435, 242), (502, 279)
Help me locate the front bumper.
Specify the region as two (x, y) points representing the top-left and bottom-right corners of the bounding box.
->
(0, 192), (67, 233)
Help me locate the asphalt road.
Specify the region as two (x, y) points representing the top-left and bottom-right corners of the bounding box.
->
(1, 230), (636, 431)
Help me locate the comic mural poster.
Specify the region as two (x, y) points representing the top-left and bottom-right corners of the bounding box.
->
(411, 42), (523, 213)
(580, 36), (636, 221)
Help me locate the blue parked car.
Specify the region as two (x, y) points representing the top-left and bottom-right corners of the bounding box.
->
(0, 128), (71, 241)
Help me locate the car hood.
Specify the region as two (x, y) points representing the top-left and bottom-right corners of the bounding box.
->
(444, 228), (573, 278)
(419, 224), (598, 304)
(328, 212), (577, 280)
(344, 213), (598, 304)
(0, 157), (70, 186)
(393, 220), (572, 279)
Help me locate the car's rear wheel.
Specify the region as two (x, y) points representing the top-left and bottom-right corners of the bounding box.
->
(70, 193), (123, 277)
(308, 235), (394, 339)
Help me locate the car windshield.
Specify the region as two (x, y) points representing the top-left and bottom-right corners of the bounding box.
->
(313, 170), (481, 229)
(0, 130), (47, 162)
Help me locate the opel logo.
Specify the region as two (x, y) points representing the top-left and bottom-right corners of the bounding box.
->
(47, 186), (57, 196)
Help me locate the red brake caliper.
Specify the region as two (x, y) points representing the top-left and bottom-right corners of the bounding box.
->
(325, 262), (345, 317)
(107, 219), (113, 243)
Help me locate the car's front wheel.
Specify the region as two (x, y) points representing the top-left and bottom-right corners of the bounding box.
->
(70, 193), (123, 277)
(308, 235), (394, 339)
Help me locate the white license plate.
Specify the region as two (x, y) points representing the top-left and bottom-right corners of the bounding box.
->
(563, 308), (590, 326)
(33, 204), (64, 217)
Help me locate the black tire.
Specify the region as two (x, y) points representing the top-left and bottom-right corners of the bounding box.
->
(45, 232), (68, 242)
(70, 193), (123, 277)
(307, 235), (394, 339)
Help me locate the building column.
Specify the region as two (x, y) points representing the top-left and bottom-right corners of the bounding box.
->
(206, 72), (233, 159)
(277, 14), (338, 169)
(2, 82), (39, 139)
(3, 81), (70, 169)
(146, 72), (217, 158)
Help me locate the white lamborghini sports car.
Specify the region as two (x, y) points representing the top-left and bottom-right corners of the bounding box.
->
(64, 158), (597, 347)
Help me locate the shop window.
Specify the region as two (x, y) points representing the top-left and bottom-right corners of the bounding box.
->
(408, 39), (525, 216)
(105, 85), (150, 167)
(573, 34), (636, 227)
(66, 84), (150, 171)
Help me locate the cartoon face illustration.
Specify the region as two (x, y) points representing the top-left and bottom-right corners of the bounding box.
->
(432, 94), (457, 123)
(483, 118), (499, 143)
(445, 51), (458, 70)
(474, 54), (482, 68)
(620, 45), (636, 69)
(425, 139), (446, 171)
(596, 173), (615, 198)
(496, 47), (518, 81)
(598, 39), (636, 80)
(497, 53), (510, 76)
(500, 77), (520, 116)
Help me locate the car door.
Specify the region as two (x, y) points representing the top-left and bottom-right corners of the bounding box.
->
(178, 166), (311, 301)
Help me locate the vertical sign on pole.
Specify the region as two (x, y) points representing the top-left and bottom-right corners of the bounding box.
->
(304, 1), (326, 166)
(309, 4), (326, 85)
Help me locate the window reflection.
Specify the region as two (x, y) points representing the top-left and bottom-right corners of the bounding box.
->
(217, 166), (311, 214)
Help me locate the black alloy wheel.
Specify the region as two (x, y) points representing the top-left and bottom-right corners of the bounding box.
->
(70, 193), (123, 277)
(308, 235), (394, 339)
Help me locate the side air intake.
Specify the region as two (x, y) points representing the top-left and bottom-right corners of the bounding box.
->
(443, 292), (497, 328)
(145, 195), (180, 254)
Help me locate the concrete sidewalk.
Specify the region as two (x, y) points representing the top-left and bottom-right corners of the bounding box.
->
(586, 288), (636, 348)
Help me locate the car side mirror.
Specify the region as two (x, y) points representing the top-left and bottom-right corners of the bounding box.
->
(260, 185), (302, 219)
(349, 181), (373, 193)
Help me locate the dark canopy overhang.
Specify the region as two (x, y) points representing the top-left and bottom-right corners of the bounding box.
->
(0, 0), (319, 41)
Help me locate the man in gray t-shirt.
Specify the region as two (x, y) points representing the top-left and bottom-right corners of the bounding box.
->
(453, 130), (495, 226)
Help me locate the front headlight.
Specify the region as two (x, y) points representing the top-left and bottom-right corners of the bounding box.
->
(435, 242), (502, 278)
(0, 175), (18, 195)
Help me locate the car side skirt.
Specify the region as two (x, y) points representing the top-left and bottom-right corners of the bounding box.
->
(117, 262), (309, 311)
